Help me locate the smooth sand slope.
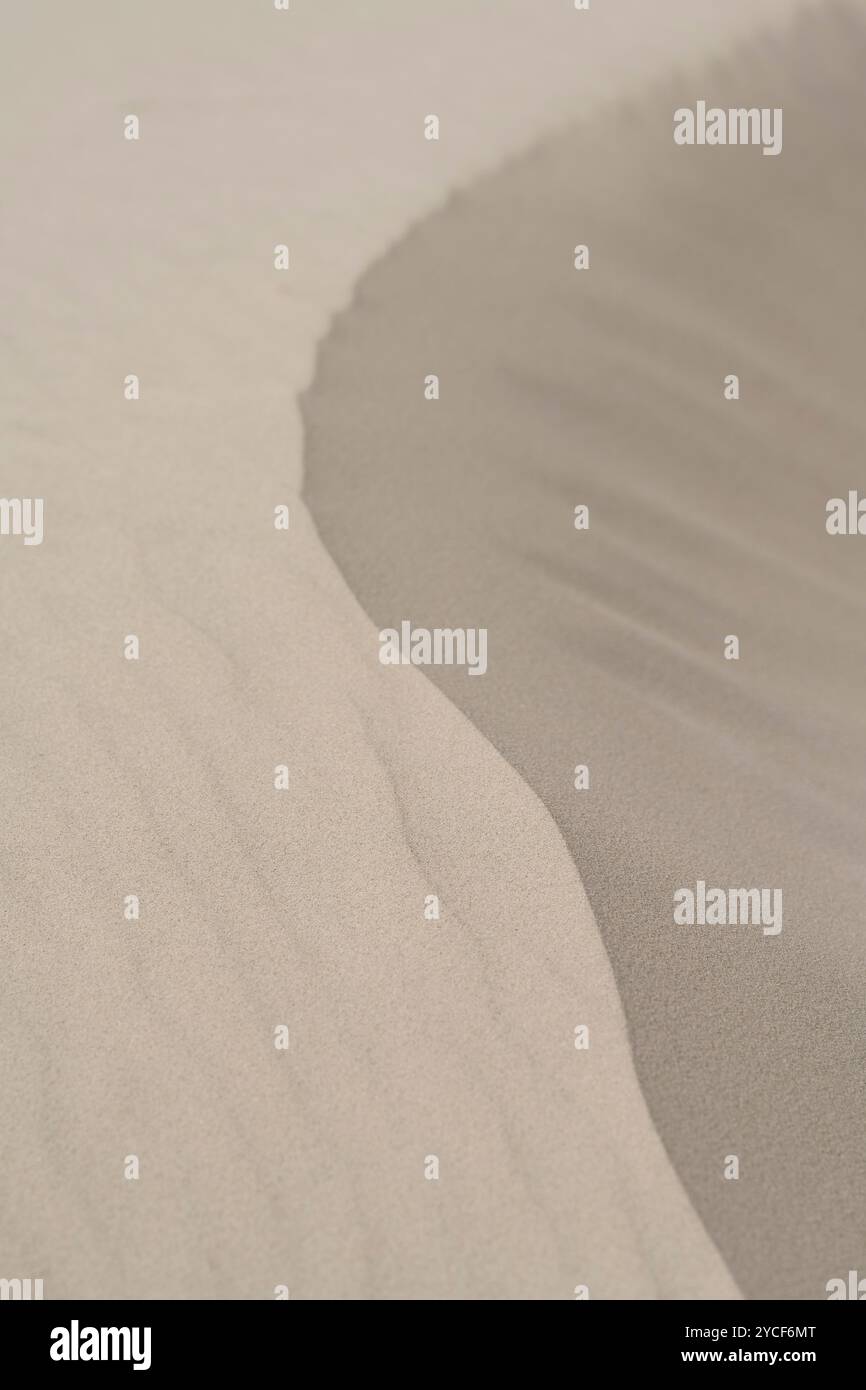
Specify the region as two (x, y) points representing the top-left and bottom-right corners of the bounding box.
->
(303, 1), (866, 1299)
(1, 0), (806, 1298)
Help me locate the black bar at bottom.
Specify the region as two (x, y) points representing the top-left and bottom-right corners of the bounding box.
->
(0, 1299), (860, 1375)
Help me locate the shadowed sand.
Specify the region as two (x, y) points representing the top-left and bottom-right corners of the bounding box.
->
(303, 2), (866, 1299)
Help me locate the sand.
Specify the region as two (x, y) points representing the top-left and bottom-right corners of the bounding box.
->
(303, 1), (866, 1299)
(0, 0), (819, 1298)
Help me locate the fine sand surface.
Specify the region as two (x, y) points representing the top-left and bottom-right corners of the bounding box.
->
(1, 0), (811, 1298)
(304, 1), (866, 1299)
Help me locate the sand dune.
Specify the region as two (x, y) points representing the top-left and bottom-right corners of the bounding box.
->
(0, 0), (815, 1297)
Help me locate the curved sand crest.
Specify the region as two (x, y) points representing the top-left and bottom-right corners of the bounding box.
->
(0, 0), (807, 1298)
(302, 1), (866, 1298)
(2, 505), (738, 1298)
